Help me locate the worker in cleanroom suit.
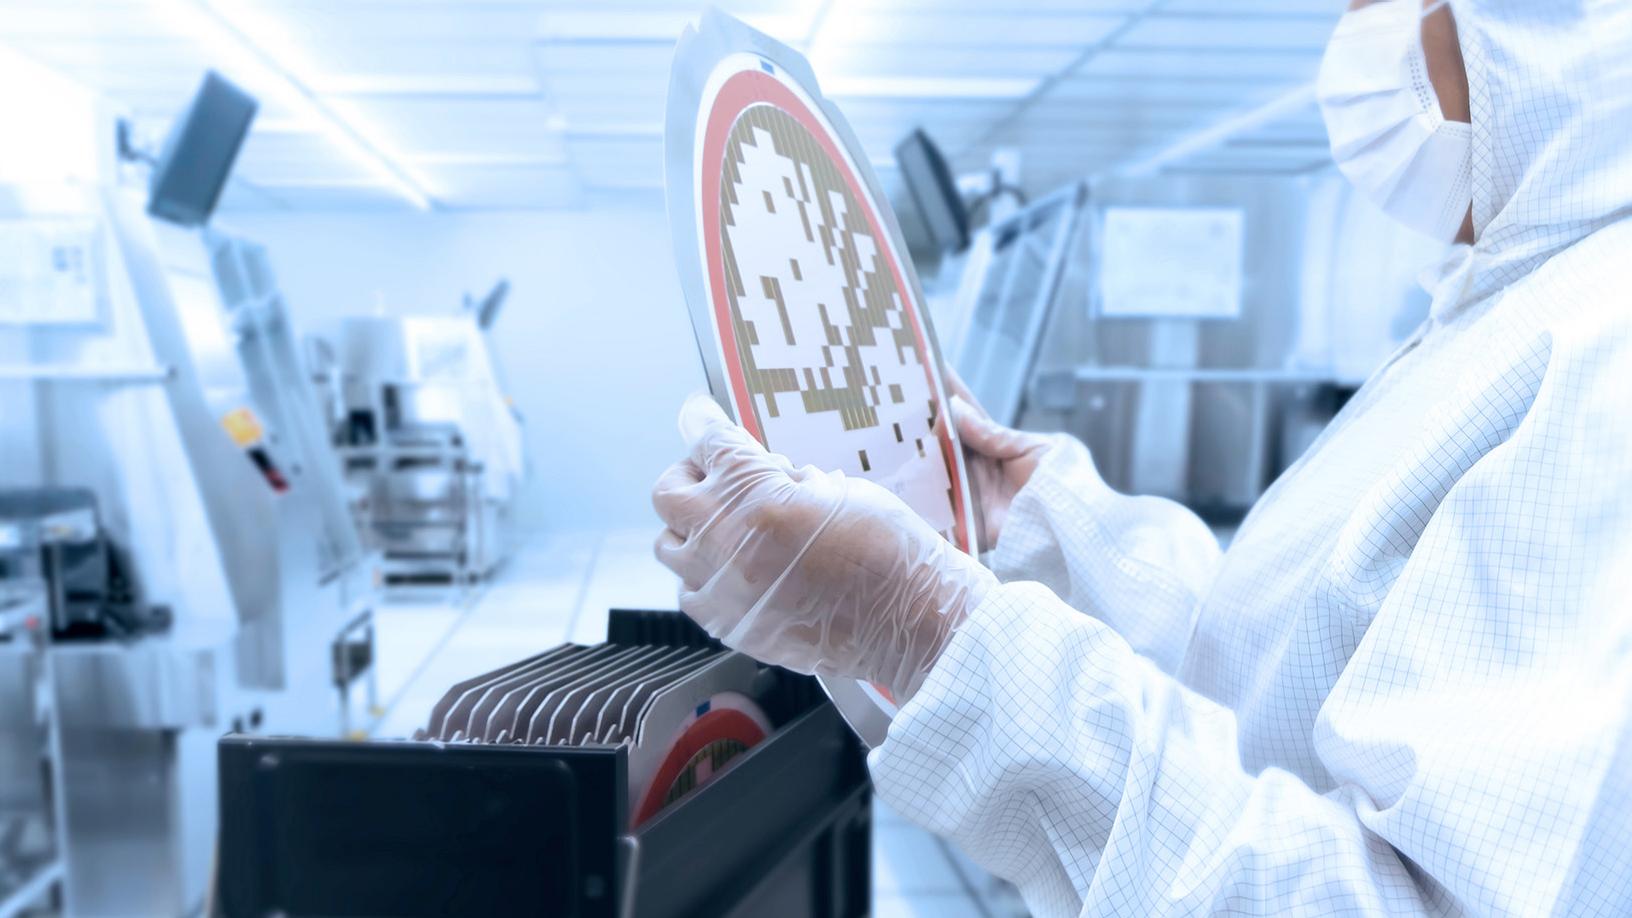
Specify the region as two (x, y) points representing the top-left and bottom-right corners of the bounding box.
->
(652, 0), (1632, 913)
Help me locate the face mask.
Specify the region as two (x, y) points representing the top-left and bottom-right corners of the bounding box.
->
(1317, 0), (1473, 242)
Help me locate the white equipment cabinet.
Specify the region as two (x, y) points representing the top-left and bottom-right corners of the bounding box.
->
(0, 183), (379, 916)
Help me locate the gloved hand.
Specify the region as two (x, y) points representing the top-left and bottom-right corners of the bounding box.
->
(944, 373), (1055, 550)
(652, 393), (997, 701)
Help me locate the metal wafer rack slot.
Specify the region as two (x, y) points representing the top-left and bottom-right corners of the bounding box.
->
(216, 609), (871, 918)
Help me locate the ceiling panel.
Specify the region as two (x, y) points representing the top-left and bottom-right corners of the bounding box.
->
(564, 134), (663, 181)
(1161, 0), (1341, 14)
(1048, 76), (1291, 104)
(523, 0), (820, 9)
(535, 70), (668, 102)
(233, 132), (380, 183)
(216, 177), (288, 213)
(1181, 145), (1333, 167)
(817, 12), (1125, 48)
(536, 8), (814, 44)
(422, 162), (583, 207)
(532, 40), (671, 77)
(1117, 14), (1337, 51)
(345, 96), (557, 128)
(244, 184), (415, 211)
(328, 96), (565, 156)
(849, 0), (1149, 10)
(232, 4), (542, 44)
(0, 3), (179, 40)
(311, 73), (542, 96)
(832, 98), (1013, 125)
(0, 36), (210, 73)
(812, 43), (1080, 79)
(1016, 99), (1245, 126)
(1075, 48), (1323, 80)
(565, 135), (662, 161)
(286, 39), (541, 79)
(0, 0), (1343, 210)
(547, 92), (664, 128)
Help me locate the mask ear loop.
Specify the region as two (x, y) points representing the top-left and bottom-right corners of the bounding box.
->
(1417, 0), (1474, 244)
(1409, 0), (1462, 127)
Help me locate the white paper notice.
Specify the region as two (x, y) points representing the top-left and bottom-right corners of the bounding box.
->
(0, 218), (101, 324)
(1099, 207), (1243, 320)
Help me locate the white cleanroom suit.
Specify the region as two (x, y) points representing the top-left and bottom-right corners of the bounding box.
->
(654, 1), (1632, 914)
(870, 2), (1632, 913)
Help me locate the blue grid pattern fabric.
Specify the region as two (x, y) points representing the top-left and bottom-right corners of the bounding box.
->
(869, 3), (1632, 914)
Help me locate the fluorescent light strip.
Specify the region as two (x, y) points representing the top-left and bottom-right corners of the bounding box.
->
(152, 0), (434, 209)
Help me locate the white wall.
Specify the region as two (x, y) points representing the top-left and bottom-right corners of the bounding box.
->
(0, 46), (109, 485)
(0, 45), (104, 185)
(222, 207), (707, 536)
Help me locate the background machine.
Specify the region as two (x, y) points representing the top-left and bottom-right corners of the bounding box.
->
(0, 72), (378, 915)
(310, 284), (528, 590)
(898, 130), (1362, 520)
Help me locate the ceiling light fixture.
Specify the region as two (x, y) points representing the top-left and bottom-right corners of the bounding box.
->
(151, 0), (435, 209)
(805, 0), (874, 75)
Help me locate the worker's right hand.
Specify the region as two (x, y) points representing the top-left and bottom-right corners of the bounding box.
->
(652, 394), (996, 702)
(945, 379), (1055, 551)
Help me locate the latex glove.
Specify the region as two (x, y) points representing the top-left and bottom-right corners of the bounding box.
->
(943, 373), (1054, 549)
(652, 394), (997, 701)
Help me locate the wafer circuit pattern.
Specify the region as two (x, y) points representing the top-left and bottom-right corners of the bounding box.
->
(717, 104), (950, 526)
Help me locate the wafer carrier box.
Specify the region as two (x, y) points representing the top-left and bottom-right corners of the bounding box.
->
(215, 609), (872, 917)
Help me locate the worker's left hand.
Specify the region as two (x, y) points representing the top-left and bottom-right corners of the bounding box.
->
(940, 372), (1055, 551)
(652, 394), (997, 701)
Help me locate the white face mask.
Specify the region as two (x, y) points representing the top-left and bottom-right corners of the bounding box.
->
(1316, 0), (1473, 242)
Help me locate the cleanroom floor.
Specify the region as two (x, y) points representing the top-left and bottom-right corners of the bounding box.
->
(371, 529), (1017, 918)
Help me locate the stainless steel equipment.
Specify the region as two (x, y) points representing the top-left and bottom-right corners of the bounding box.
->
(0, 179), (380, 915)
(944, 182), (1090, 426)
(0, 583), (67, 918)
(312, 309), (527, 589)
(0, 489), (165, 640)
